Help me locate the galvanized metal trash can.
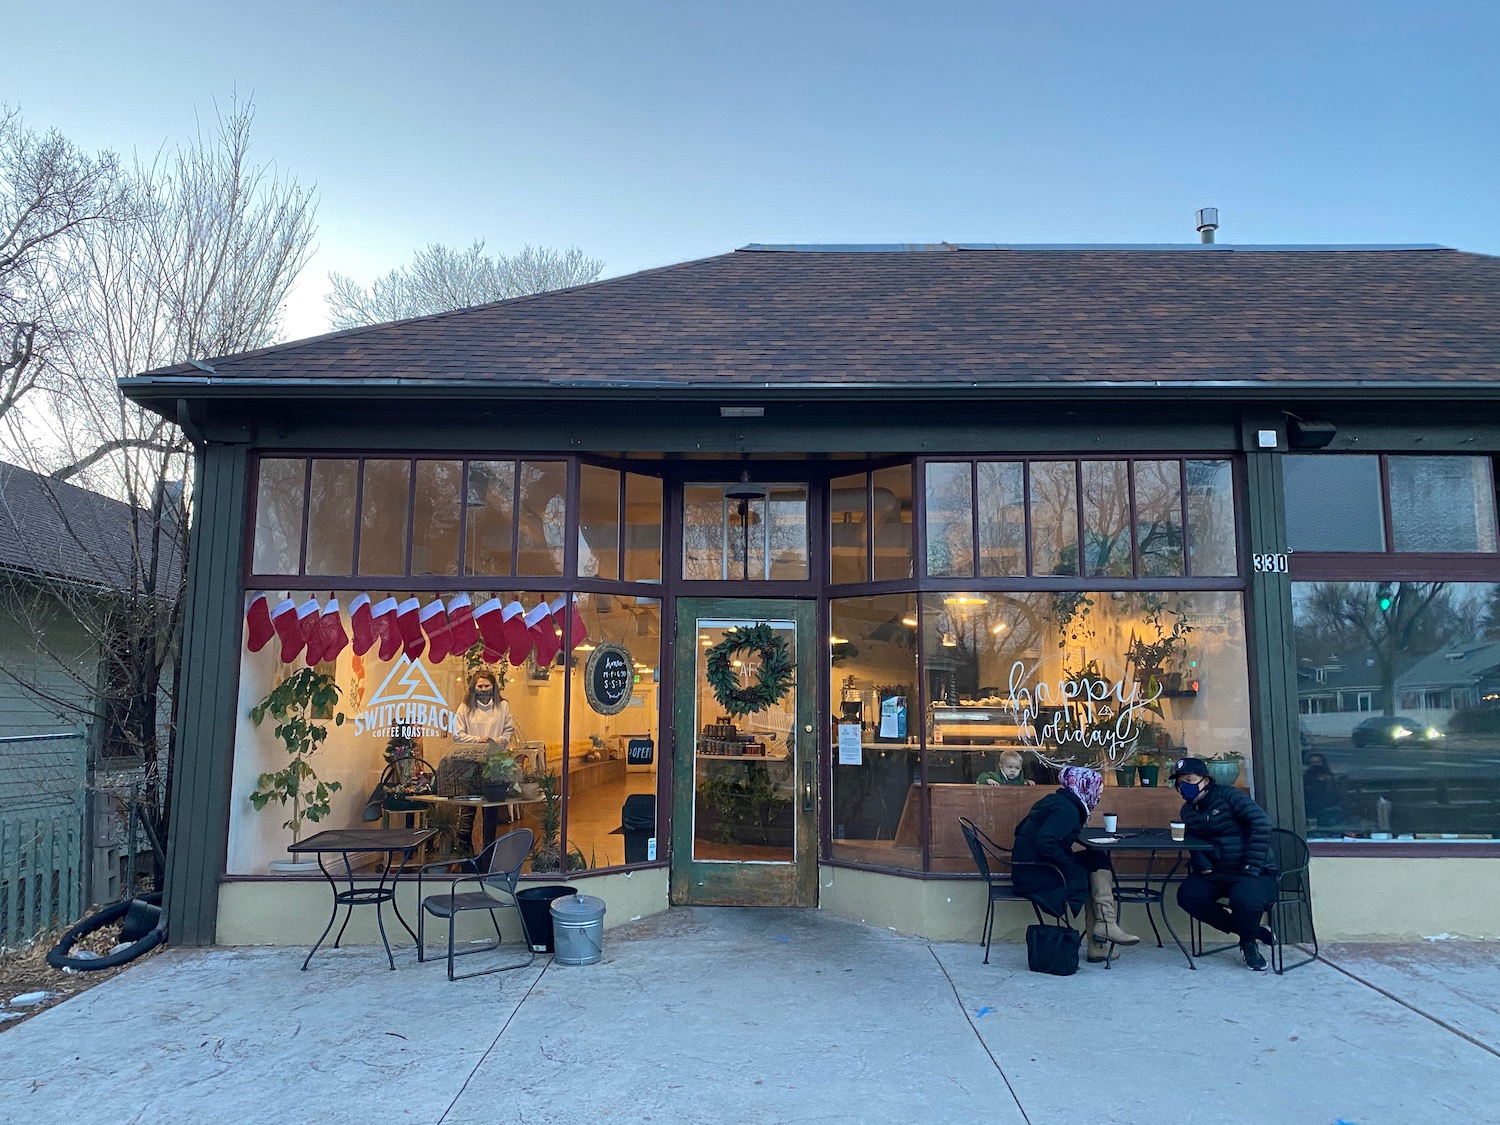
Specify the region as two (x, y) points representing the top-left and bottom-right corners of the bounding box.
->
(550, 893), (606, 965)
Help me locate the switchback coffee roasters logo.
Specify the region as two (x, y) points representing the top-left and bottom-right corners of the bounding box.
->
(354, 655), (457, 738)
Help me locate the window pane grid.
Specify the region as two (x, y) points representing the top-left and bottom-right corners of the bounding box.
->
(250, 455), (664, 582)
(915, 457), (1238, 582)
(1287, 454), (1500, 557)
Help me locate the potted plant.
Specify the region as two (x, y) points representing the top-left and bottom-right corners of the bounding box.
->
(1135, 752), (1161, 787)
(1113, 758), (1137, 787)
(1127, 596), (1194, 706)
(522, 768), (590, 872)
(249, 666), (345, 868)
(1206, 752), (1244, 787)
(481, 752), (518, 800)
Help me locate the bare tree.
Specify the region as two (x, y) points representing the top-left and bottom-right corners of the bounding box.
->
(0, 107), (131, 434)
(0, 98), (316, 873)
(325, 240), (603, 329)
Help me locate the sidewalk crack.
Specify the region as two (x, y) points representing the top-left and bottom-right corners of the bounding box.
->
(436, 959), (554, 1122)
(929, 945), (1034, 1125)
(1317, 952), (1500, 1061)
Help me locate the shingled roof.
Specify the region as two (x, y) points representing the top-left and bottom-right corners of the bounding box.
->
(127, 245), (1500, 397)
(0, 462), (177, 591)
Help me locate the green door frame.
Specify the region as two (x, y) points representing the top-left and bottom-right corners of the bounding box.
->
(671, 596), (820, 907)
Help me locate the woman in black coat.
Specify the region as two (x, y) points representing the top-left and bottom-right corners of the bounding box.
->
(1012, 767), (1139, 960)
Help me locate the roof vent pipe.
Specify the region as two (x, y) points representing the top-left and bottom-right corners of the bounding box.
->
(1196, 207), (1219, 244)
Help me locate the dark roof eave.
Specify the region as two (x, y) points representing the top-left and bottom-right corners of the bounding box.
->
(120, 375), (1500, 404)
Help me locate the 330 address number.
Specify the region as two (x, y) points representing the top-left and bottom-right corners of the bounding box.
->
(1252, 552), (1290, 573)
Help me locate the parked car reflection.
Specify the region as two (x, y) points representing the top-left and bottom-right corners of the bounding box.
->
(1349, 715), (1445, 748)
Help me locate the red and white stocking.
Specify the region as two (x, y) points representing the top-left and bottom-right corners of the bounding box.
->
(371, 597), (400, 661)
(395, 597), (425, 660)
(315, 598), (349, 663)
(473, 598), (507, 663)
(501, 601), (531, 664)
(295, 598), (322, 664)
(418, 599), (453, 664)
(447, 594), (479, 654)
(524, 601), (561, 666)
(246, 594), (275, 652)
(270, 598), (302, 663)
(349, 593), (376, 656)
(549, 594), (588, 652)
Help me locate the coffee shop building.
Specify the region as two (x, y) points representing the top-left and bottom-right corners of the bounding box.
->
(121, 242), (1500, 948)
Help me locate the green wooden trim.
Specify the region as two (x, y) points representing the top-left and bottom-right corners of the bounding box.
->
(163, 443), (249, 946)
(1241, 449), (1313, 940)
(672, 597), (819, 907)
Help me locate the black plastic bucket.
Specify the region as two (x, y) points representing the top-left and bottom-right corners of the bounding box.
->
(516, 885), (577, 952)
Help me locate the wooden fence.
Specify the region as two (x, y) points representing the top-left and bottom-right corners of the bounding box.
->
(0, 729), (88, 949)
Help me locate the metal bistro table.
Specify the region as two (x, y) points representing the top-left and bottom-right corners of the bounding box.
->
(1078, 827), (1214, 969)
(286, 827), (435, 971)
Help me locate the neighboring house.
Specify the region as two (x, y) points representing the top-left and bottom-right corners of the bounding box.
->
(0, 460), (178, 916)
(1297, 653), (1388, 737)
(1394, 640), (1500, 721)
(1299, 642), (1500, 736)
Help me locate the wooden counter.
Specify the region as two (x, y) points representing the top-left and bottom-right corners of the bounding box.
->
(895, 783), (1232, 873)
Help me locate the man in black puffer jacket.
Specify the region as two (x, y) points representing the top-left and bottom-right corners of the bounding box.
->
(1170, 757), (1279, 971)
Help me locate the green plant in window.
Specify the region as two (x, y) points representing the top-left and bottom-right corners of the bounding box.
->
(249, 667), (345, 845)
(1126, 595), (1194, 710)
(699, 763), (790, 846)
(525, 768), (565, 871)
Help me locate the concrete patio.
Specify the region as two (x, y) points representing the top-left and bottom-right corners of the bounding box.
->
(4, 908), (1498, 1124)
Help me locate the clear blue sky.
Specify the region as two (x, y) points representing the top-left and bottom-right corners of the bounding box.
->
(11, 1), (1499, 340)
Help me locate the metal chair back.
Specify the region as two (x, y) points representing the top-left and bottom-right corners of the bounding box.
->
(484, 827), (533, 894)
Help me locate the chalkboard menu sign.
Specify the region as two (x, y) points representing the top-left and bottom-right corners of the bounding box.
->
(627, 738), (654, 765)
(584, 643), (634, 715)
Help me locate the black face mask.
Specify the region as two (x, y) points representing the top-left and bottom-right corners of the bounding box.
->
(476, 689), (495, 703)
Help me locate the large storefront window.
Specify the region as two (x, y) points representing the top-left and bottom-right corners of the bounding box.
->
(229, 588), (661, 876)
(565, 594), (660, 870)
(830, 594), (921, 870)
(1294, 581), (1500, 841)
(235, 454), (666, 879)
(830, 589), (1252, 872)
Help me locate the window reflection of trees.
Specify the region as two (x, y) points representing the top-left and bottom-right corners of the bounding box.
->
(1134, 460), (1184, 577)
(1082, 460), (1131, 577)
(1029, 461), (1078, 576)
(924, 462), (973, 577)
(252, 458), (305, 573)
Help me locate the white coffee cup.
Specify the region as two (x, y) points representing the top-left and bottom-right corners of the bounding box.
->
(1170, 821), (1186, 842)
(1102, 813), (1118, 833)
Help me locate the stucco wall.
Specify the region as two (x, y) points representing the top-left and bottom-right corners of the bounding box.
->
(216, 866), (669, 947)
(818, 858), (1500, 943)
(1307, 856), (1499, 940)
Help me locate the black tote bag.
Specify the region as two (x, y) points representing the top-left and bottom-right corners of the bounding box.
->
(1025, 924), (1082, 976)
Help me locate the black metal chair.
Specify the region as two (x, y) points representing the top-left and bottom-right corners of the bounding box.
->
(959, 817), (1074, 964)
(1189, 827), (1319, 975)
(1267, 827), (1319, 973)
(416, 827), (536, 980)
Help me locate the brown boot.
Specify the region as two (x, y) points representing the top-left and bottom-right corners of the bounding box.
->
(1083, 903), (1119, 961)
(1089, 870), (1140, 945)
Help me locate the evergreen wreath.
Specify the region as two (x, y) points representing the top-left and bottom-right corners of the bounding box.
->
(704, 624), (795, 716)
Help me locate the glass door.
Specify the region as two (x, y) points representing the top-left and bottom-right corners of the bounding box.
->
(671, 597), (818, 906)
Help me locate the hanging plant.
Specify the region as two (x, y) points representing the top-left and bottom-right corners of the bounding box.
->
(705, 624), (794, 716)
